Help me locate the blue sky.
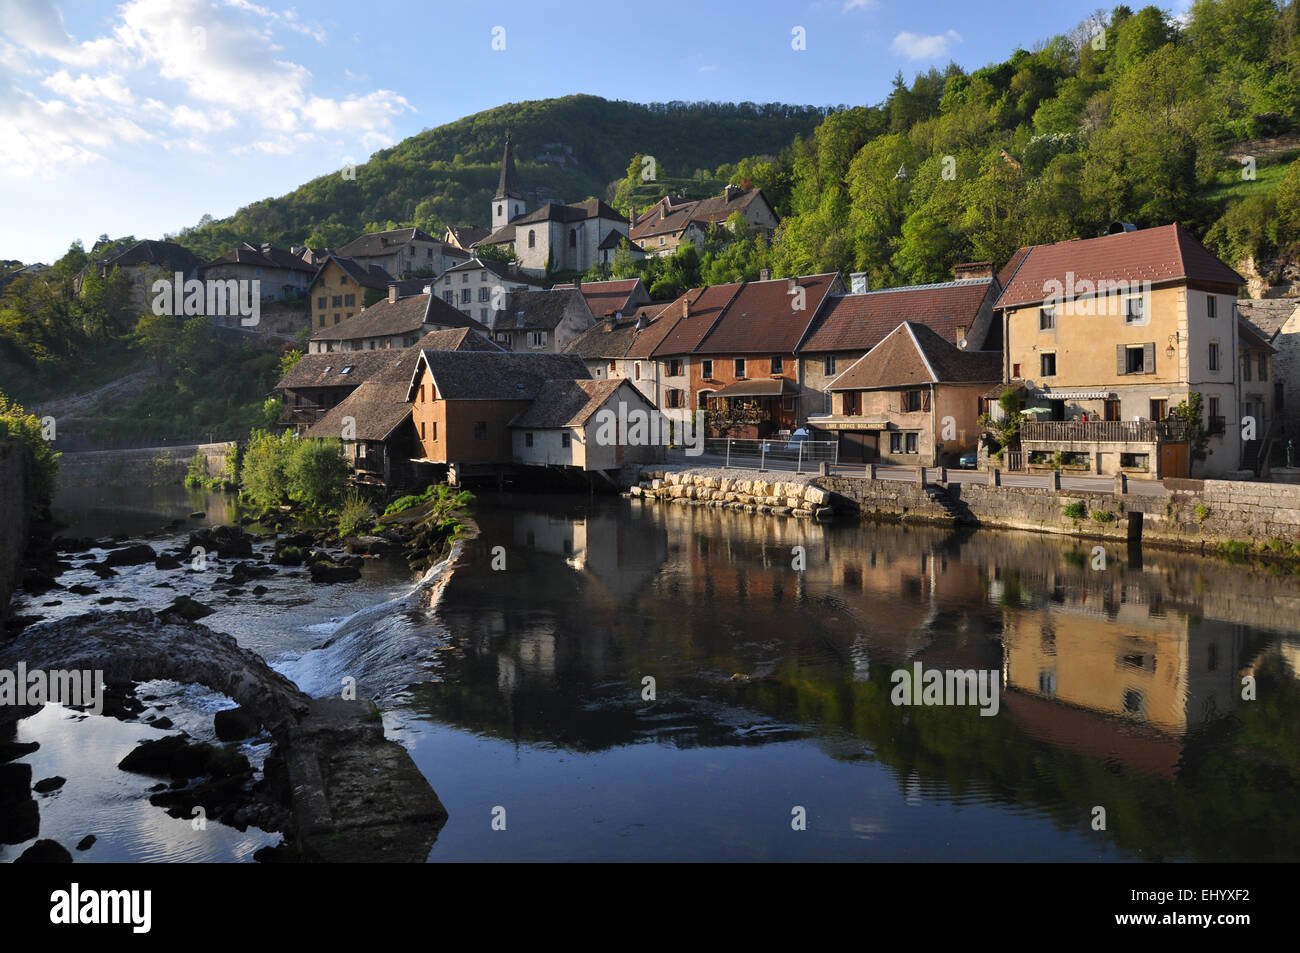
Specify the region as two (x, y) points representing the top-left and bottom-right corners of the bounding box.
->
(0, 0), (1182, 263)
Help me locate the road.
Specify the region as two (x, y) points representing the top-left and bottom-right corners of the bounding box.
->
(665, 450), (1168, 497)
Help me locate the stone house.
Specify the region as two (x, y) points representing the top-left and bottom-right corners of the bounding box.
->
(307, 256), (392, 332)
(307, 286), (488, 354)
(434, 257), (544, 326)
(483, 288), (595, 353)
(629, 187), (779, 256)
(335, 227), (459, 279)
(508, 378), (666, 472)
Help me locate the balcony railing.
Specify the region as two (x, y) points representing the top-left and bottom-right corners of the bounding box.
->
(1021, 420), (1189, 443)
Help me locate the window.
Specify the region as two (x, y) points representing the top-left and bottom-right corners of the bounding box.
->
(1259, 354), (1268, 381)
(1120, 344), (1151, 374)
(734, 358), (746, 377)
(478, 287), (489, 302)
(318, 315), (325, 327)
(666, 389), (683, 408)
(770, 356), (783, 374)
(902, 389), (924, 412)
(419, 421), (425, 439)
(607, 360), (616, 373)
(525, 432), (534, 448)
(430, 421), (437, 440)
(528, 230), (536, 249)
(418, 385), (425, 402)
(480, 308), (487, 320)
(634, 362), (641, 381)
(905, 433), (918, 454)
(823, 356), (836, 377)
(340, 276), (348, 285)
(1241, 352), (1252, 381)
(561, 433), (571, 449)
(1104, 399), (1121, 421)
(346, 313), (353, 320)
(332, 295), (342, 307)
(495, 332), (510, 344)
(528, 331), (547, 348)
(1209, 341), (1220, 371)
(473, 421), (487, 440)
(659, 237), (665, 246)
(1120, 452), (1150, 470)
(1125, 296), (1144, 324)
(481, 272), (488, 282)
(317, 296), (326, 309)
(461, 289), (471, 304)
(842, 391), (860, 415)
(462, 273), (469, 283)
(443, 292), (453, 304)
(1149, 398), (1167, 420)
(569, 231), (577, 248)
(1039, 306), (1055, 330)
(344, 294), (355, 307)
(333, 314), (341, 324)
(1012, 363), (1022, 379)
(497, 204), (503, 217)
(890, 432), (902, 453)
(701, 359), (713, 378)
(444, 275), (451, 286)
(668, 359), (683, 376)
(1207, 295), (1217, 318)
(1041, 352), (1057, 376)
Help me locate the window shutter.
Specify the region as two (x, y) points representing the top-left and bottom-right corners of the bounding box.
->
(922, 390), (931, 412)
(1117, 344), (1126, 376)
(1143, 342), (1155, 374)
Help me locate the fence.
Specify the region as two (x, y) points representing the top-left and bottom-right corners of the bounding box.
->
(1021, 420), (1189, 443)
(709, 437), (839, 473)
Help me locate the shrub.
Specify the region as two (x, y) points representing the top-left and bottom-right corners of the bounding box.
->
(1194, 503), (1211, 522)
(1090, 509), (1117, 523)
(184, 449), (209, 488)
(240, 429), (296, 508)
(286, 438), (349, 509)
(337, 491), (376, 538)
(0, 390), (59, 513)
(1062, 501), (1087, 520)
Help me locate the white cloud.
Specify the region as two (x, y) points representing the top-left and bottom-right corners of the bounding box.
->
(842, 0), (878, 12)
(0, 0), (407, 177)
(698, 64), (719, 72)
(890, 29), (962, 61)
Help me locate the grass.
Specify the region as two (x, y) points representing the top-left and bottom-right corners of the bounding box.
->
(1204, 148), (1300, 204)
(0, 340), (146, 406)
(337, 491), (377, 538)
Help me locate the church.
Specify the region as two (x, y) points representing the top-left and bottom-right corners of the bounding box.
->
(475, 137), (640, 276)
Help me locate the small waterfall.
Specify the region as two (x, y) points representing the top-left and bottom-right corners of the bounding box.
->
(274, 540), (467, 700)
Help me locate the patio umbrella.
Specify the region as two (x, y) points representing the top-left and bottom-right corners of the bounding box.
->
(1021, 407), (1053, 415)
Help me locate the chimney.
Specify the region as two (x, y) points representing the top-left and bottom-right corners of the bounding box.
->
(952, 261), (994, 281)
(682, 296), (691, 319)
(786, 277), (797, 294)
(605, 310), (618, 331)
(760, 268), (771, 282)
(635, 314), (648, 331)
(850, 272), (869, 295)
(724, 184), (741, 202)
(388, 283), (399, 303)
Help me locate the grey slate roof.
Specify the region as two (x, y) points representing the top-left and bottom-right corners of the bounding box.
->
(509, 379), (625, 429)
(336, 227), (438, 259)
(409, 351), (590, 401)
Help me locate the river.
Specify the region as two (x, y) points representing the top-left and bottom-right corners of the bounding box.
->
(4, 483), (1299, 862)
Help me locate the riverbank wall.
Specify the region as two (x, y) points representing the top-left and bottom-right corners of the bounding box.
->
(632, 468), (835, 519)
(0, 438), (32, 633)
(55, 441), (236, 489)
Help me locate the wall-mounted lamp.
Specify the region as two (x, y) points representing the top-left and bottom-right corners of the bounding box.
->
(1165, 332), (1179, 358)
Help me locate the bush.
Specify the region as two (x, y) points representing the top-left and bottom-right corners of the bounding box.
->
(0, 390), (59, 512)
(1062, 501), (1087, 520)
(240, 429), (296, 507)
(286, 438), (349, 509)
(1090, 509), (1117, 523)
(184, 449), (209, 488)
(1194, 503), (1211, 522)
(337, 491), (376, 538)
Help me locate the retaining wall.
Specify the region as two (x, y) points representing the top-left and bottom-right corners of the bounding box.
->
(56, 441), (236, 489)
(0, 438), (31, 631)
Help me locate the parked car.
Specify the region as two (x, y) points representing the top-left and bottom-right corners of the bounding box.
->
(785, 428), (811, 452)
(958, 451), (978, 469)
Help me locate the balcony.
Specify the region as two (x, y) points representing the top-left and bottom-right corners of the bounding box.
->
(1020, 420), (1189, 443)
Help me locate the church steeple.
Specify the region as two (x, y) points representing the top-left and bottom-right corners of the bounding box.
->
(492, 134), (526, 231)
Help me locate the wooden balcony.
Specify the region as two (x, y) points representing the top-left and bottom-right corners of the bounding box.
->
(1021, 420), (1189, 443)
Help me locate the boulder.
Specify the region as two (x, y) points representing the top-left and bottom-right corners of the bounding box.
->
(214, 707), (261, 742)
(105, 543), (157, 567)
(15, 839), (72, 863)
(33, 776), (66, 794)
(154, 554), (182, 570)
(309, 562), (361, 584)
(162, 595), (215, 621)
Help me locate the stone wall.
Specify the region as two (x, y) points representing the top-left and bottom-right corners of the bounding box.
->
(0, 438), (32, 632)
(56, 442), (236, 489)
(633, 468), (835, 519)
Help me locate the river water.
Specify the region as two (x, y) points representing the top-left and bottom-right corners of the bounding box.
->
(5, 483), (1299, 862)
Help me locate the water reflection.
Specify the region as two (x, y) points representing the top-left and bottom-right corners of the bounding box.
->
(403, 493), (1300, 861)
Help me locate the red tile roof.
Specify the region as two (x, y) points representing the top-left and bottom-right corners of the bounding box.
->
(648, 284), (742, 356)
(695, 273), (839, 354)
(829, 322), (1002, 390)
(551, 278), (643, 317)
(802, 278), (995, 353)
(996, 223), (1244, 309)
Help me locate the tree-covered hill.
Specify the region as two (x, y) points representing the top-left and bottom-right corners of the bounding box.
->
(170, 95), (832, 258)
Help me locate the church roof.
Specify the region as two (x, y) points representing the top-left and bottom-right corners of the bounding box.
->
(496, 136), (522, 199)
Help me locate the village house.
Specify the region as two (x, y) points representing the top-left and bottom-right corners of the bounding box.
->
(405, 350), (591, 481)
(799, 264), (1003, 419)
(335, 227), (462, 279)
(307, 285), (488, 354)
(824, 321), (1002, 465)
(1237, 298), (1297, 469)
(444, 225), (490, 251)
(476, 137), (633, 275)
(564, 303), (670, 394)
(995, 223), (1249, 478)
(550, 278), (652, 322)
(308, 255), (392, 331)
(78, 239), (203, 312)
(483, 288), (595, 353)
(509, 378), (666, 473)
(629, 187), (779, 256)
(1237, 319), (1278, 474)
(646, 273), (842, 438)
(200, 242), (316, 306)
(305, 362), (418, 488)
(277, 327), (501, 430)
(436, 257), (544, 325)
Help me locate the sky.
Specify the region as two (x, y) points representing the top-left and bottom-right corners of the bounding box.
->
(0, 0), (1191, 264)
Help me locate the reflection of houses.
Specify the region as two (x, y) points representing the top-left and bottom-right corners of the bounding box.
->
(509, 378), (665, 472)
(277, 328), (501, 430)
(997, 224), (1248, 477)
(307, 285), (488, 353)
(822, 322), (1001, 465)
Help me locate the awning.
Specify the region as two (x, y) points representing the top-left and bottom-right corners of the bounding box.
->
(1041, 391), (1113, 400)
(709, 378), (799, 399)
